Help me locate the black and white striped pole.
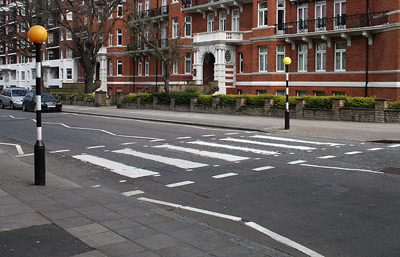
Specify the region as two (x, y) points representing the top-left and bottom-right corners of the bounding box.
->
(28, 25), (48, 186)
(283, 57), (292, 130)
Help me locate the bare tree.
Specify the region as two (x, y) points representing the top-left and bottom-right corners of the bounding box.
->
(127, 5), (186, 94)
(54, 0), (122, 93)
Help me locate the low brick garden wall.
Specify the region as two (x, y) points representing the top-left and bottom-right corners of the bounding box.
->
(118, 93), (400, 123)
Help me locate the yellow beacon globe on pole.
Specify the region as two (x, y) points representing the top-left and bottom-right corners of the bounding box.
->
(283, 57), (292, 66)
(28, 25), (48, 44)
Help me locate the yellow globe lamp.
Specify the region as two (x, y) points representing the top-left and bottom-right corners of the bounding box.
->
(283, 57), (292, 66)
(28, 25), (48, 43)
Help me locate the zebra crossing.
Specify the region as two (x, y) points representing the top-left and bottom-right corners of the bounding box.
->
(67, 132), (400, 183)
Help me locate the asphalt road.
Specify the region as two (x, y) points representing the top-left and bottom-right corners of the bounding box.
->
(1, 108), (399, 257)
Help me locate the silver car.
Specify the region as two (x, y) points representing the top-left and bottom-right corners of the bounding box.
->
(0, 88), (28, 109)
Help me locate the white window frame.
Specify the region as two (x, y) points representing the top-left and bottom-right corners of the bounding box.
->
(138, 58), (142, 76)
(67, 11), (73, 21)
(109, 32), (113, 46)
(316, 43), (326, 72)
(109, 58), (113, 76)
(66, 49), (73, 59)
(298, 4), (308, 32)
(145, 57), (149, 75)
(185, 52), (192, 74)
(232, 9), (240, 31)
(172, 17), (179, 38)
(66, 30), (72, 40)
(219, 12), (226, 31)
(259, 46), (268, 72)
(184, 16), (192, 37)
(207, 13), (214, 32)
(334, 0), (347, 29)
(66, 68), (73, 80)
(173, 61), (178, 74)
(335, 42), (346, 71)
(117, 58), (123, 75)
(315, 1), (327, 31)
(276, 0), (285, 33)
(117, 29), (123, 46)
(239, 52), (243, 73)
(298, 44), (308, 72)
(258, 1), (268, 27)
(276, 45), (285, 72)
(117, 4), (123, 17)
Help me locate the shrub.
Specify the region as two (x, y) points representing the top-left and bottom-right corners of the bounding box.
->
(85, 94), (95, 101)
(152, 92), (170, 104)
(345, 97), (375, 109)
(169, 92), (200, 105)
(304, 96), (333, 109)
(138, 93), (153, 103)
(219, 94), (238, 105)
(246, 94), (276, 106)
(389, 101), (400, 109)
(198, 95), (212, 105)
(124, 94), (137, 102)
(185, 86), (198, 93)
(274, 96), (297, 108)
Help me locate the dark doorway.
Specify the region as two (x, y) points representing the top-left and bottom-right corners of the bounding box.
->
(203, 52), (215, 85)
(95, 62), (100, 81)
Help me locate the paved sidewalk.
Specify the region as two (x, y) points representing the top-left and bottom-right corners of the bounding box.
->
(0, 150), (291, 257)
(63, 105), (400, 142)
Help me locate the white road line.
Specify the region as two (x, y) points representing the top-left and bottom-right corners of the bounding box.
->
(224, 133), (239, 135)
(153, 144), (249, 162)
(91, 185), (101, 188)
(245, 222), (324, 257)
(212, 172), (238, 179)
(49, 150), (71, 153)
(188, 141), (279, 155)
(113, 148), (208, 169)
(388, 144), (400, 148)
(121, 142), (137, 145)
(119, 180), (127, 183)
(288, 160), (307, 165)
(2, 115), (26, 120)
(86, 145), (106, 149)
(221, 137), (316, 151)
(73, 154), (159, 178)
(150, 139), (166, 142)
(16, 153), (34, 158)
(122, 190), (144, 196)
(253, 166), (274, 171)
(344, 151), (362, 155)
(166, 181), (194, 188)
(318, 155), (336, 159)
(177, 137), (192, 140)
(138, 197), (321, 256)
(366, 148), (383, 151)
(201, 134), (216, 137)
(0, 143), (24, 155)
(300, 164), (382, 174)
(250, 135), (343, 146)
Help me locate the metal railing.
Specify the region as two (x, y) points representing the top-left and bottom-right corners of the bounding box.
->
(127, 39), (169, 52)
(182, 0), (214, 8)
(131, 5), (169, 20)
(275, 11), (388, 35)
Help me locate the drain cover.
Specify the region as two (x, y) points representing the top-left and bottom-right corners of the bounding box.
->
(380, 167), (400, 175)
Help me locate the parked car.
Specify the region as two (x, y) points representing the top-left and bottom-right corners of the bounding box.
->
(0, 87), (28, 109)
(22, 92), (62, 112)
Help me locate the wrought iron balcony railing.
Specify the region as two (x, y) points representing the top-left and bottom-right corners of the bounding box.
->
(275, 11), (388, 35)
(127, 39), (169, 52)
(130, 5), (169, 21)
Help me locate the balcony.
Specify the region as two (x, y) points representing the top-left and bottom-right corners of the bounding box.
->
(275, 11), (388, 35)
(129, 6), (169, 22)
(182, 0), (252, 16)
(127, 39), (169, 53)
(193, 31), (243, 45)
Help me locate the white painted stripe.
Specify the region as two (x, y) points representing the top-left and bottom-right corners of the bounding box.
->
(245, 222), (324, 257)
(253, 166), (274, 171)
(201, 134), (216, 137)
(16, 153), (34, 157)
(212, 172), (238, 179)
(177, 137), (192, 139)
(181, 206), (242, 221)
(37, 127), (42, 141)
(150, 139), (166, 142)
(119, 180), (127, 183)
(73, 154), (159, 178)
(113, 148), (208, 169)
(49, 149), (71, 153)
(318, 155), (336, 159)
(188, 141), (279, 155)
(91, 185), (101, 188)
(138, 197), (317, 254)
(121, 142), (137, 145)
(122, 190), (144, 196)
(153, 144), (249, 162)
(224, 133), (239, 135)
(166, 181), (194, 188)
(344, 151), (362, 155)
(221, 137), (316, 151)
(366, 148), (383, 151)
(388, 144), (400, 148)
(0, 143), (24, 155)
(86, 145), (106, 149)
(250, 135), (344, 146)
(300, 164), (381, 174)
(288, 160), (307, 165)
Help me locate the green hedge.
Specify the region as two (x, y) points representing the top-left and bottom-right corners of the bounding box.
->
(389, 101), (400, 109)
(198, 95), (212, 105)
(345, 97), (375, 109)
(304, 96), (334, 109)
